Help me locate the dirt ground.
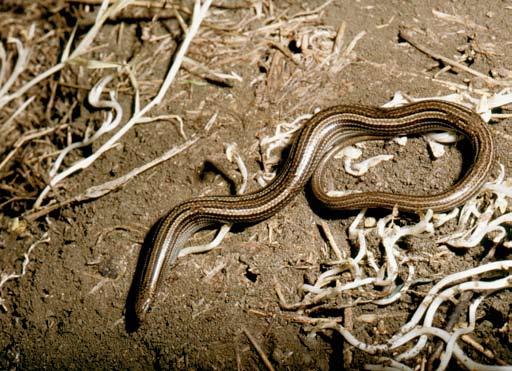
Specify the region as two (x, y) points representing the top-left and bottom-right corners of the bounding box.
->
(1, 0), (511, 369)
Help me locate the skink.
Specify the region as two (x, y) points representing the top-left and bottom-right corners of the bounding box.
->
(133, 100), (495, 323)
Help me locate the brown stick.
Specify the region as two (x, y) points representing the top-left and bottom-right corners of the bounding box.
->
(182, 57), (237, 87)
(399, 28), (512, 87)
(242, 328), (275, 371)
(342, 307), (353, 368)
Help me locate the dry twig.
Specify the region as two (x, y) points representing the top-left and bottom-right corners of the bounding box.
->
(243, 328), (275, 371)
(399, 28), (512, 87)
(182, 56), (241, 87)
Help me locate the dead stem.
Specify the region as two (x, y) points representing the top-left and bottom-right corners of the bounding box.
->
(267, 40), (303, 67)
(318, 220), (344, 261)
(399, 28), (512, 87)
(343, 307), (354, 368)
(242, 328), (275, 371)
(461, 334), (509, 366)
(23, 132), (203, 221)
(248, 308), (343, 325)
(182, 56), (239, 87)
